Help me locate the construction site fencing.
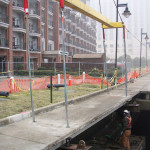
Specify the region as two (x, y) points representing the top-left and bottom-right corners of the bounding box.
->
(0, 67), (149, 94)
(0, 62), (131, 78)
(0, 73), (108, 94)
(0, 61), (149, 94)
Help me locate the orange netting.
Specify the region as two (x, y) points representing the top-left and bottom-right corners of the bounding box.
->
(0, 69), (148, 94)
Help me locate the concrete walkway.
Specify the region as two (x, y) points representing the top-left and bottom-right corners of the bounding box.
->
(0, 74), (150, 150)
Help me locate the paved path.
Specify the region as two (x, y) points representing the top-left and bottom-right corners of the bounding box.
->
(0, 74), (150, 150)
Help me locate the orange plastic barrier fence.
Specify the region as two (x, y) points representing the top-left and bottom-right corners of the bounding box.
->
(118, 69), (149, 84)
(84, 74), (108, 85)
(0, 79), (11, 93)
(0, 69), (148, 94)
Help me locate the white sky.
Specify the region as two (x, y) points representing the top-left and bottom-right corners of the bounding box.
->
(85, 0), (150, 58)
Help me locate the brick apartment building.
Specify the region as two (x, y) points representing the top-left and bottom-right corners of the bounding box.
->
(0, 0), (96, 72)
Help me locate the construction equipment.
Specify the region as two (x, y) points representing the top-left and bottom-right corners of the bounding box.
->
(56, 0), (123, 29)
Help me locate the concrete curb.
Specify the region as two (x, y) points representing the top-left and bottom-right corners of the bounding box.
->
(0, 82), (132, 127)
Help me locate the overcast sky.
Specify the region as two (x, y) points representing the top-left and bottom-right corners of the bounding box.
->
(87, 0), (150, 38)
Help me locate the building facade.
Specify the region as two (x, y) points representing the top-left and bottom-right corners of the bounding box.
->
(0, 0), (96, 72)
(94, 0), (150, 59)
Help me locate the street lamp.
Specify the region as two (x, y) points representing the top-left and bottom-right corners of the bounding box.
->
(145, 34), (149, 68)
(115, 1), (131, 69)
(122, 6), (132, 18)
(140, 28), (148, 75)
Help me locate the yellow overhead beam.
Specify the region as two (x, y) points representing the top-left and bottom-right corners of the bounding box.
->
(102, 22), (123, 29)
(56, 0), (123, 28)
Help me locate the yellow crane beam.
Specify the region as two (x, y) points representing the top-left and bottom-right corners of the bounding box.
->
(56, 0), (123, 28)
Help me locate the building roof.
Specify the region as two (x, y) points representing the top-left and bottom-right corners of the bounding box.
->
(73, 53), (104, 59)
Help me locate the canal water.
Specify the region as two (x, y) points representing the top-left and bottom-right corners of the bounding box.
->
(58, 109), (150, 150)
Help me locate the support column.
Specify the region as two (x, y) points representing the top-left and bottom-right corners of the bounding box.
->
(45, 0), (48, 51)
(53, 2), (59, 52)
(38, 1), (42, 66)
(8, 0), (13, 72)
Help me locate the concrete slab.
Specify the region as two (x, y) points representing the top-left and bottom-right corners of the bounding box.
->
(0, 73), (150, 150)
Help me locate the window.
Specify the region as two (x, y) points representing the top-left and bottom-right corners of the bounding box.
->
(13, 37), (19, 48)
(42, 28), (44, 38)
(29, 23), (34, 32)
(13, 57), (23, 70)
(13, 17), (20, 27)
(42, 40), (45, 51)
(49, 30), (53, 41)
(44, 59), (48, 63)
(48, 43), (54, 51)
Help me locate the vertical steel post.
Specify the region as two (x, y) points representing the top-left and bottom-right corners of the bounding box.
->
(26, 14), (35, 122)
(146, 39), (148, 68)
(122, 60), (123, 77)
(123, 26), (127, 96)
(2, 60), (3, 73)
(61, 9), (69, 128)
(50, 75), (52, 103)
(140, 28), (143, 76)
(79, 62), (80, 76)
(114, 0), (119, 85)
(54, 62), (56, 76)
(115, 0), (119, 69)
(102, 28), (108, 92)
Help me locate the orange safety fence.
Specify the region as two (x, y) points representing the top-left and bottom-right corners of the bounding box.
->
(84, 73), (109, 85)
(0, 69), (149, 94)
(118, 69), (149, 84)
(0, 79), (11, 93)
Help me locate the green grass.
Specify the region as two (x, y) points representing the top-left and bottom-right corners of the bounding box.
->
(0, 84), (106, 119)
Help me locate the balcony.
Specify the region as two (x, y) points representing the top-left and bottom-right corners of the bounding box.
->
(29, 9), (40, 20)
(0, 38), (9, 49)
(0, 14), (9, 28)
(49, 35), (53, 41)
(0, 0), (9, 5)
(12, 0), (24, 13)
(48, 6), (53, 15)
(42, 16), (45, 24)
(13, 23), (26, 33)
(29, 46), (40, 53)
(42, 0), (45, 8)
(29, 28), (40, 37)
(13, 42), (26, 51)
(65, 28), (71, 34)
(48, 21), (53, 29)
(59, 38), (63, 44)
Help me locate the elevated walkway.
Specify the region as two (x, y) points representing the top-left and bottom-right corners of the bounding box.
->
(0, 74), (150, 150)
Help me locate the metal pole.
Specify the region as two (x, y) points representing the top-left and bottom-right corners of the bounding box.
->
(140, 28), (142, 76)
(54, 62), (56, 76)
(50, 75), (52, 103)
(61, 9), (69, 128)
(123, 26), (127, 96)
(114, 0), (119, 85)
(146, 39), (148, 68)
(79, 62), (80, 76)
(33, 62), (34, 77)
(122, 60), (123, 77)
(2, 60), (3, 73)
(26, 14), (35, 122)
(115, 0), (119, 69)
(102, 28), (108, 92)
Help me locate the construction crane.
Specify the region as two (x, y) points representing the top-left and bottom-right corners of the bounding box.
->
(56, 0), (123, 29)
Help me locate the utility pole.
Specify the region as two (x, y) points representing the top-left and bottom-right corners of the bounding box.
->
(23, 0), (35, 122)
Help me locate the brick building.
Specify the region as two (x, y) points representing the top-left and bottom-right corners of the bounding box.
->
(72, 53), (105, 63)
(0, 0), (96, 72)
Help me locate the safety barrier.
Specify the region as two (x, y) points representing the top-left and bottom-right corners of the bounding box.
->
(0, 68), (148, 94)
(118, 69), (140, 84)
